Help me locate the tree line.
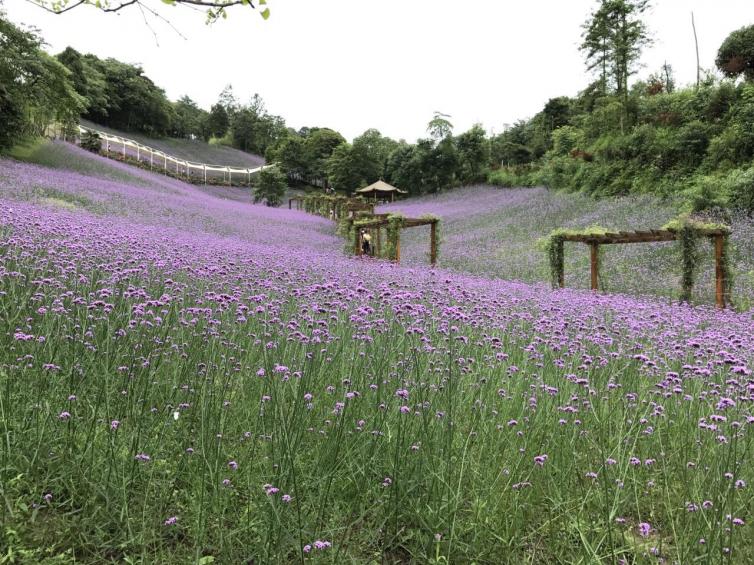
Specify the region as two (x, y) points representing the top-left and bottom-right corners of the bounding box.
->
(4, 3), (753, 211)
(488, 1), (754, 214)
(0, 12), (492, 198)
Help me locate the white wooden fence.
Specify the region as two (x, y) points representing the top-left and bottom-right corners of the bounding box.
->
(77, 125), (271, 185)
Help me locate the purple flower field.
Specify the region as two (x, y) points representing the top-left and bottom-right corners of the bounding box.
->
(381, 185), (754, 308)
(1, 145), (754, 562)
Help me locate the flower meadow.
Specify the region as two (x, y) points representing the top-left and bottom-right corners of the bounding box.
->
(380, 186), (754, 309)
(1, 146), (754, 563)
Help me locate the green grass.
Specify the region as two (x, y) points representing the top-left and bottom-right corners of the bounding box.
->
(81, 120), (265, 168)
(1, 158), (753, 563)
(8, 138), (153, 187)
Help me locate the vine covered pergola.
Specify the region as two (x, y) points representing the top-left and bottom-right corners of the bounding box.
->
(289, 195), (374, 219)
(344, 213), (440, 265)
(543, 219), (732, 308)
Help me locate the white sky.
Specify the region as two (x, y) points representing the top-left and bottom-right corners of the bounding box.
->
(4, 0), (754, 142)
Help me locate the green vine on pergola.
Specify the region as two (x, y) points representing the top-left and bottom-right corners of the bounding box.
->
(302, 193), (373, 220)
(540, 216), (732, 308)
(662, 216), (733, 303)
(344, 212), (441, 265)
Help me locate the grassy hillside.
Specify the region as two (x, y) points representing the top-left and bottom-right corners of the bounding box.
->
(381, 186), (754, 309)
(2, 137), (754, 563)
(7, 139), (310, 221)
(81, 119), (266, 168)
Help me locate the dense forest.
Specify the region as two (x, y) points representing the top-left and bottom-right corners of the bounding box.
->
(1, 2), (753, 211)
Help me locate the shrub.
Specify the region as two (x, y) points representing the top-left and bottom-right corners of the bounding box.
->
(551, 126), (585, 157)
(80, 130), (102, 153)
(724, 166), (754, 214)
(487, 167), (540, 188)
(685, 175), (729, 212)
(253, 166), (287, 207)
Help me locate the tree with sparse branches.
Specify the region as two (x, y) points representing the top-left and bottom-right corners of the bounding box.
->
(28, 0), (270, 23)
(581, 0), (651, 98)
(427, 111), (453, 141)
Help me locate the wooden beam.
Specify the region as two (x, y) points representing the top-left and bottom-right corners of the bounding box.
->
(560, 228), (729, 245)
(395, 231), (401, 263)
(590, 243), (599, 291)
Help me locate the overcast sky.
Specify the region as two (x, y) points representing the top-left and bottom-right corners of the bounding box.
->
(4, 0), (754, 141)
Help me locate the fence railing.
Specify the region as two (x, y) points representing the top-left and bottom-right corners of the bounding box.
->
(77, 125), (271, 184)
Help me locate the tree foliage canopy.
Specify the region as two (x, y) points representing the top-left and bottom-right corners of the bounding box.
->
(0, 14), (84, 149)
(253, 165), (287, 207)
(716, 25), (754, 81)
(580, 0), (651, 97)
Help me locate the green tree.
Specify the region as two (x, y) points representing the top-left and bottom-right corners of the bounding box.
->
(716, 25), (754, 81)
(304, 128), (346, 184)
(56, 47), (109, 119)
(229, 94), (287, 156)
(172, 95), (207, 139)
(326, 143), (373, 193)
(207, 103), (230, 138)
(455, 124), (490, 183)
(352, 128), (399, 183)
(581, 0), (651, 98)
(254, 166), (287, 207)
(0, 83), (25, 150)
(385, 138), (460, 195)
(0, 14), (83, 150)
(385, 143), (425, 195)
(427, 111), (453, 141)
(64, 55), (173, 134)
(268, 135), (307, 179)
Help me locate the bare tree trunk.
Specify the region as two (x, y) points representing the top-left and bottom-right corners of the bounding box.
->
(692, 12), (700, 88)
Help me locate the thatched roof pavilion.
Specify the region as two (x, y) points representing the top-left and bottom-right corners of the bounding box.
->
(355, 180), (408, 202)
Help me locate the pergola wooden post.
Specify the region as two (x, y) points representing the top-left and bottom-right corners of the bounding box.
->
(556, 228), (731, 308)
(430, 221), (438, 266)
(354, 229), (362, 256)
(589, 243), (599, 291)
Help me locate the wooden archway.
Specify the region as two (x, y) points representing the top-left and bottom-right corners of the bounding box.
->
(553, 228), (731, 308)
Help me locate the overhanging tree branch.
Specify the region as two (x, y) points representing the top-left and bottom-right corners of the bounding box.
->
(26, 0), (269, 22)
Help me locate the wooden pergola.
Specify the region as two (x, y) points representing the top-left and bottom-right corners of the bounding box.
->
(555, 227), (731, 308)
(288, 195), (374, 219)
(349, 215), (439, 265)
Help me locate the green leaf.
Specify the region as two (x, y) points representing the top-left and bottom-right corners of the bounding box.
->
(260, 7), (270, 19)
(198, 557), (215, 565)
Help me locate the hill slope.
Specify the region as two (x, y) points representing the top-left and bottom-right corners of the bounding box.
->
(80, 119), (266, 167)
(380, 185), (754, 308)
(2, 145), (754, 562)
(4, 140), (328, 245)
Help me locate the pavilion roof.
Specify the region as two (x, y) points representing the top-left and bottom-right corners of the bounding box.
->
(355, 180), (408, 195)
